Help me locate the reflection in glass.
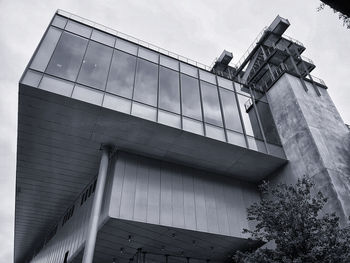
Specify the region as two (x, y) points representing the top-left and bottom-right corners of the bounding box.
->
(22, 70), (42, 87)
(115, 38), (138, 55)
(91, 29), (115, 47)
(131, 102), (157, 121)
(200, 81), (223, 127)
(72, 85), (104, 106)
(255, 100), (281, 145)
(237, 94), (263, 139)
(180, 63), (198, 78)
(30, 27), (62, 72)
(52, 15), (67, 29)
(219, 88), (243, 132)
(77, 41), (113, 90)
(158, 110), (181, 129)
(227, 130), (247, 148)
(133, 59), (158, 106)
(199, 70), (216, 84)
(65, 20), (92, 38)
(181, 74), (202, 120)
(102, 93), (131, 114)
(160, 55), (178, 71)
(46, 32), (88, 81)
(205, 124), (226, 141)
(106, 50), (137, 98)
(159, 67), (180, 114)
(138, 47), (159, 63)
(217, 76), (233, 90)
(183, 117), (204, 135)
(39, 75), (74, 97)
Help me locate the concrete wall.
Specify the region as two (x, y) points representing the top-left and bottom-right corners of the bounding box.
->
(266, 73), (350, 224)
(108, 151), (260, 238)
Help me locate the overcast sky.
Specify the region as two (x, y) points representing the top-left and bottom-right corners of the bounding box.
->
(1, 0), (349, 261)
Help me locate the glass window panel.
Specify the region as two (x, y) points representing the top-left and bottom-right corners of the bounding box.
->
(21, 70), (42, 87)
(219, 88), (243, 132)
(133, 59), (158, 106)
(106, 50), (136, 98)
(159, 66), (180, 114)
(217, 76), (233, 90)
(91, 29), (115, 47)
(46, 32), (88, 81)
(115, 38), (138, 55)
(77, 41), (113, 90)
(200, 81), (223, 126)
(182, 117), (204, 135)
(102, 93), (131, 114)
(72, 85), (104, 106)
(181, 74), (202, 120)
(52, 15), (67, 29)
(199, 70), (216, 84)
(30, 27), (62, 72)
(255, 100), (281, 145)
(65, 20), (92, 38)
(227, 130), (247, 148)
(180, 63), (198, 78)
(138, 47), (159, 63)
(247, 136), (266, 153)
(160, 55), (179, 71)
(205, 124), (226, 142)
(237, 94), (263, 139)
(158, 110), (181, 129)
(39, 75), (74, 97)
(131, 102), (157, 121)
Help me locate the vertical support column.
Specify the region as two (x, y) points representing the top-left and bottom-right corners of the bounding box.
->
(292, 47), (321, 96)
(285, 47), (308, 92)
(82, 145), (111, 263)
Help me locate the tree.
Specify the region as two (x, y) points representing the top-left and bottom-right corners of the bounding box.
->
(317, 2), (350, 29)
(233, 176), (350, 263)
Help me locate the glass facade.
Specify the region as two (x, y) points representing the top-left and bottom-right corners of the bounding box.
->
(22, 13), (283, 157)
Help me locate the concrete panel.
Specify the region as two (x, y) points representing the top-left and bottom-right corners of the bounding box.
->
(108, 151), (260, 238)
(267, 73), (350, 224)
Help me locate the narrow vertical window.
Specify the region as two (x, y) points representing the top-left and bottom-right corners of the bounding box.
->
(133, 59), (158, 106)
(77, 41), (113, 90)
(106, 50), (137, 98)
(219, 88), (243, 132)
(200, 81), (223, 127)
(180, 74), (202, 120)
(159, 66), (180, 114)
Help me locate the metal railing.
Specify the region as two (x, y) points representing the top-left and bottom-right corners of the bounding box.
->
(306, 74), (326, 86)
(57, 9), (212, 71)
(282, 34), (304, 47)
(300, 55), (314, 65)
(235, 26), (268, 69)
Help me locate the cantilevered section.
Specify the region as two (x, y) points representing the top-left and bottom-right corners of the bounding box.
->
(15, 10), (288, 263)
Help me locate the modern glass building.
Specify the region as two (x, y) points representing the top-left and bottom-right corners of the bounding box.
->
(15, 10), (350, 263)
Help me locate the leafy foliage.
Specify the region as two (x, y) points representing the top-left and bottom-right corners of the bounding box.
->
(233, 176), (350, 263)
(318, 2), (350, 29)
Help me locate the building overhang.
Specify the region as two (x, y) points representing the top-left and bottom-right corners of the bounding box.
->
(15, 84), (287, 261)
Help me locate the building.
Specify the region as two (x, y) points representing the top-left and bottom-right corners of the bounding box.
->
(15, 10), (350, 263)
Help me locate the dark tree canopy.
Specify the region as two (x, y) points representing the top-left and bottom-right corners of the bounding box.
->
(234, 176), (350, 263)
(318, 1), (350, 28)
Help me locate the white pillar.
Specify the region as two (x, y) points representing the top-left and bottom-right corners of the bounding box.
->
(82, 145), (110, 263)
